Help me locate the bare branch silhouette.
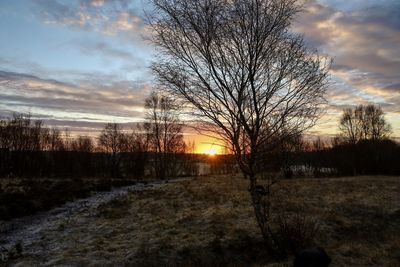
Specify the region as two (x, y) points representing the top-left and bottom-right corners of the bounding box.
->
(150, 0), (330, 249)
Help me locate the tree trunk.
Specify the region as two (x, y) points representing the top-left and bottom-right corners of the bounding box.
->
(248, 175), (277, 252)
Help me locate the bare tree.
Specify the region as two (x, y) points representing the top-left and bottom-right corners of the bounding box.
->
(118, 127), (150, 179)
(311, 137), (328, 151)
(149, 0), (330, 248)
(338, 107), (363, 144)
(131, 126), (150, 154)
(182, 140), (199, 176)
(71, 136), (94, 152)
(338, 104), (391, 144)
(98, 123), (124, 154)
(98, 123), (125, 177)
(364, 104), (392, 140)
(144, 91), (186, 179)
(45, 128), (66, 151)
(0, 113), (49, 152)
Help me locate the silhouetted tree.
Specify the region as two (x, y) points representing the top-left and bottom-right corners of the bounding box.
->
(0, 113), (49, 151)
(0, 114), (151, 179)
(144, 91), (186, 179)
(119, 127), (150, 179)
(0, 114), (49, 176)
(71, 136), (94, 152)
(150, 0), (330, 249)
(98, 123), (125, 177)
(98, 123), (124, 153)
(338, 104), (391, 144)
(182, 141), (199, 176)
(44, 128), (66, 151)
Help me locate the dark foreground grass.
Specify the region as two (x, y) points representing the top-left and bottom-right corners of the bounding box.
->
(5, 175), (400, 266)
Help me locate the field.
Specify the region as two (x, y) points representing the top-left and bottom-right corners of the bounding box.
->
(3, 175), (400, 266)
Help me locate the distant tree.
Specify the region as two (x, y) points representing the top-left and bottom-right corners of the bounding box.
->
(0, 113), (49, 151)
(338, 108), (363, 144)
(311, 137), (328, 151)
(98, 123), (124, 154)
(46, 128), (66, 151)
(98, 123), (125, 177)
(119, 127), (150, 179)
(182, 140), (199, 176)
(0, 114), (54, 177)
(364, 104), (392, 140)
(149, 0), (330, 249)
(338, 104), (391, 144)
(71, 136), (94, 152)
(277, 133), (305, 178)
(0, 117), (11, 150)
(131, 126), (150, 154)
(144, 91), (186, 179)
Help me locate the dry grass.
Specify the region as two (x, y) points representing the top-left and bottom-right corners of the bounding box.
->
(7, 175), (400, 266)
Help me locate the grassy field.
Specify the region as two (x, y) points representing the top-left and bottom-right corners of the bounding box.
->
(6, 175), (400, 266)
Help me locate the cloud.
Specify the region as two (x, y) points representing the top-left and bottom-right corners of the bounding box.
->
(89, 0), (105, 7)
(384, 83), (400, 92)
(292, 0), (400, 136)
(298, 0), (400, 74)
(75, 40), (137, 62)
(33, 0), (147, 38)
(0, 69), (151, 133)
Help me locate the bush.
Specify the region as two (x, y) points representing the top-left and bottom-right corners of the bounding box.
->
(272, 213), (320, 257)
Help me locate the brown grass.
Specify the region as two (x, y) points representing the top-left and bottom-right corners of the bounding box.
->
(7, 175), (400, 266)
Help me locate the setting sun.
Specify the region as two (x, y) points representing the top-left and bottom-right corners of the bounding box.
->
(205, 147), (218, 156)
(193, 136), (224, 155)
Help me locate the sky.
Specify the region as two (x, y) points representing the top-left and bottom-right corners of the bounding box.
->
(0, 0), (399, 153)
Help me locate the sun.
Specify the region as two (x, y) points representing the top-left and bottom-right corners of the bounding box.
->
(205, 147), (218, 156)
(195, 140), (223, 155)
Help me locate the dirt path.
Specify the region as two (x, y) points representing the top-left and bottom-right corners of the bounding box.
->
(0, 179), (186, 261)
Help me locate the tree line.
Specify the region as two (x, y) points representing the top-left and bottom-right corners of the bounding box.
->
(1, 101), (396, 180)
(270, 104), (399, 177)
(0, 92), (200, 179)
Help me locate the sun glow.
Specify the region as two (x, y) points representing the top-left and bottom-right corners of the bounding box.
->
(205, 147), (218, 156)
(191, 136), (224, 155)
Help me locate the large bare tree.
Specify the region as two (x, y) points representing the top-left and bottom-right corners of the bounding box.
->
(149, 0), (330, 248)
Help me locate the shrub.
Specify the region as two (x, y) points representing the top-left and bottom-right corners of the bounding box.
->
(272, 213), (320, 257)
